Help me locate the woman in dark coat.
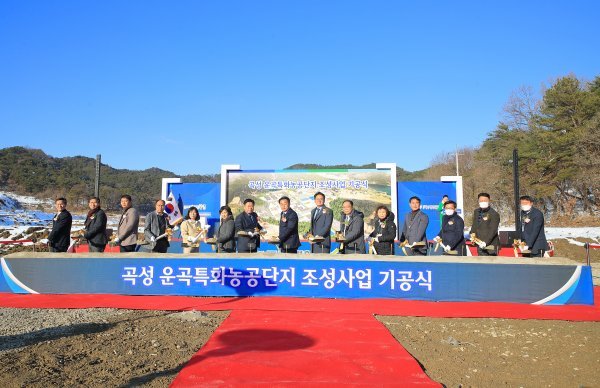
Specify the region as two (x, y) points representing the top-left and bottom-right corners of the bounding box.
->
(216, 205), (236, 253)
(369, 205), (397, 255)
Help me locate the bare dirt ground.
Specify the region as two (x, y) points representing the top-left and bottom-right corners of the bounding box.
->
(379, 316), (600, 387)
(0, 237), (597, 387)
(0, 308), (227, 388)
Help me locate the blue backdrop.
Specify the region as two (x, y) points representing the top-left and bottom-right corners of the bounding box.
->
(164, 181), (458, 252)
(396, 181), (457, 240)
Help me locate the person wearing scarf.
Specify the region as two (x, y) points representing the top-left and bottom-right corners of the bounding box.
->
(84, 196), (108, 252)
(369, 205), (397, 255)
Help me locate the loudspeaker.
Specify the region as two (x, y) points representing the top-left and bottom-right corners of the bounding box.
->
(499, 230), (520, 247)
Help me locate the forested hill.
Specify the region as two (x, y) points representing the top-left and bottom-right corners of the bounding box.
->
(0, 148), (423, 212)
(0, 147), (219, 211)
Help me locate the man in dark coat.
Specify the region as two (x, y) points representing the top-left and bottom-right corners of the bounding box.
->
(340, 200), (366, 254)
(520, 195), (548, 258)
(369, 206), (396, 255)
(48, 197), (72, 252)
(308, 192), (334, 253)
(470, 192), (500, 256)
(435, 200), (465, 255)
(278, 196), (300, 253)
(234, 198), (263, 253)
(400, 196), (429, 255)
(84, 196), (108, 252)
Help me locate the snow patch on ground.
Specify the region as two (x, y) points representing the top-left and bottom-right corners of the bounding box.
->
(0, 191), (53, 208)
(500, 226), (600, 242)
(544, 227), (600, 241)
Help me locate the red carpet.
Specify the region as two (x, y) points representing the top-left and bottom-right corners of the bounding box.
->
(170, 309), (440, 387)
(1, 288), (599, 321)
(3, 291), (599, 386)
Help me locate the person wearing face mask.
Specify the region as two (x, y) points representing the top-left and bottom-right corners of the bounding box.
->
(519, 195), (548, 258)
(434, 200), (465, 255)
(469, 193), (500, 256)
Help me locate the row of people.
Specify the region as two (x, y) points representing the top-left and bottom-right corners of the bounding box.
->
(433, 193), (547, 257)
(48, 195), (138, 253)
(48, 191), (547, 257)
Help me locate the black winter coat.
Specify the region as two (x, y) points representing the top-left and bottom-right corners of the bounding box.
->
(470, 207), (500, 247)
(84, 209), (108, 247)
(279, 208), (300, 251)
(48, 210), (73, 252)
(369, 214), (397, 255)
(437, 213), (465, 254)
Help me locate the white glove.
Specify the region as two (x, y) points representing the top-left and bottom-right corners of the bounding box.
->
(114, 237), (121, 244)
(434, 236), (441, 242)
(150, 236), (156, 242)
(374, 237), (379, 243)
(521, 245), (529, 252)
(444, 245), (451, 253)
(187, 236), (193, 242)
(478, 241), (487, 248)
(247, 231), (255, 237)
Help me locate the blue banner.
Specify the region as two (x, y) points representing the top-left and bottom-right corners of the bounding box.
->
(1, 256), (594, 305)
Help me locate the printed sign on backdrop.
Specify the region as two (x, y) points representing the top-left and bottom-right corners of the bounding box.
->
(226, 169), (394, 239)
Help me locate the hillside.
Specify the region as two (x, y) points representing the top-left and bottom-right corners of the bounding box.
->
(0, 147), (426, 212)
(0, 147), (218, 211)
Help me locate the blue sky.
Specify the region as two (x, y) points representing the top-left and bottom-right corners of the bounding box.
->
(1, 1), (598, 175)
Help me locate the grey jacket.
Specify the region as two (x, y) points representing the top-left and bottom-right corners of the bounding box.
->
(118, 207), (139, 246)
(216, 216), (236, 252)
(401, 210), (429, 244)
(144, 211), (170, 250)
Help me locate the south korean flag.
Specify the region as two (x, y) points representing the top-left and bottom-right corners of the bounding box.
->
(164, 192), (183, 225)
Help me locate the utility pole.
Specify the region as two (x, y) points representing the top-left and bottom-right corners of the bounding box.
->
(94, 154), (101, 198)
(455, 146), (463, 176)
(513, 149), (521, 237)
